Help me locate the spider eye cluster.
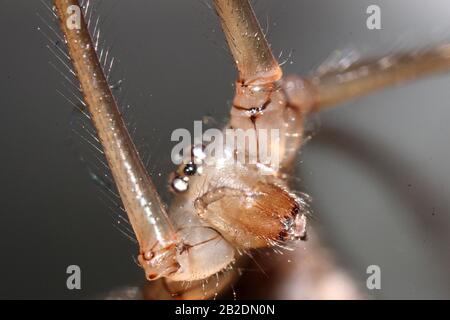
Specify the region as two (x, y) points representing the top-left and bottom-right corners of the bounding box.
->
(183, 163), (197, 176)
(171, 145), (206, 193)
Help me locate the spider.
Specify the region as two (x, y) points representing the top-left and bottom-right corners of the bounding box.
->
(49, 0), (450, 299)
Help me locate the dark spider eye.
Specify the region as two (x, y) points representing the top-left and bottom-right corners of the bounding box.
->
(183, 162), (197, 176)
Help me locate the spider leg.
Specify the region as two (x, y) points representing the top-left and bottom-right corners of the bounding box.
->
(214, 0), (450, 115)
(306, 45), (450, 112)
(213, 0), (282, 86)
(54, 0), (180, 280)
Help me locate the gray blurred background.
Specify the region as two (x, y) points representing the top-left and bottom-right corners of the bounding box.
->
(1, 0), (450, 299)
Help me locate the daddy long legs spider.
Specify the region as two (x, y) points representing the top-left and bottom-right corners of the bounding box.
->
(9, 0), (446, 298)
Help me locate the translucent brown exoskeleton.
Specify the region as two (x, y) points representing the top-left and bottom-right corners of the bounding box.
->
(51, 0), (450, 299)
